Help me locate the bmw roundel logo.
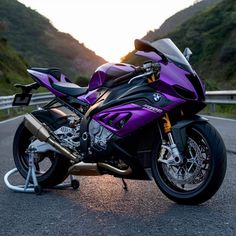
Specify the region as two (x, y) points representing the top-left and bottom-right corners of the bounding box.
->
(153, 93), (161, 102)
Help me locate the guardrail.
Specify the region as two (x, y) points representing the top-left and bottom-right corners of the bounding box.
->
(205, 91), (236, 105)
(0, 92), (54, 111)
(0, 91), (236, 111)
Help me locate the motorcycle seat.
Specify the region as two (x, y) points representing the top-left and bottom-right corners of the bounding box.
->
(30, 67), (62, 80)
(52, 82), (88, 96)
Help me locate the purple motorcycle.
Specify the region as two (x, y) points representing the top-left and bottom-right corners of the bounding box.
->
(13, 38), (226, 204)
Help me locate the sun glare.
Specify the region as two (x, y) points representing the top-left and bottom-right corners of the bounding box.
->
(18, 0), (195, 62)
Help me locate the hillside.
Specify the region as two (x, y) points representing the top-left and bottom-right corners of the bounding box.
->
(0, 0), (106, 79)
(122, 0), (236, 90)
(165, 0), (236, 89)
(143, 0), (220, 42)
(0, 37), (32, 95)
(122, 0), (220, 64)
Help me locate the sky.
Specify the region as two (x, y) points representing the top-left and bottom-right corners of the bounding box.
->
(18, 0), (196, 62)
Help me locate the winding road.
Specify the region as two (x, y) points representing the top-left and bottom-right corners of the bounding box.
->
(0, 116), (235, 236)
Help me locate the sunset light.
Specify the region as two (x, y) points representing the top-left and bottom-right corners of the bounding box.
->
(18, 0), (196, 62)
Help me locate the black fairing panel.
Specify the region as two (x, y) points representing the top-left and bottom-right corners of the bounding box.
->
(87, 82), (164, 118)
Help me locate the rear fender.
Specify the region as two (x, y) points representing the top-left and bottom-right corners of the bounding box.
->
(172, 115), (208, 153)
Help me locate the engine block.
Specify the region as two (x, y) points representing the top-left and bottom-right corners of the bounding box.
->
(54, 125), (80, 150)
(89, 119), (113, 150)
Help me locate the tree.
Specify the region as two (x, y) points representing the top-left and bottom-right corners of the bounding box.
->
(0, 21), (8, 32)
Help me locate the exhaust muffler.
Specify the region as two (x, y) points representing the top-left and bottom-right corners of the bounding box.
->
(24, 114), (78, 162)
(68, 162), (100, 176)
(68, 162), (132, 176)
(24, 113), (133, 177)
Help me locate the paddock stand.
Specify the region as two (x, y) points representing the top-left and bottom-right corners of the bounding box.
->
(4, 146), (80, 195)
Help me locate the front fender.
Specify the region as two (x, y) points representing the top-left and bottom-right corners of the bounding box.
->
(172, 115), (208, 153)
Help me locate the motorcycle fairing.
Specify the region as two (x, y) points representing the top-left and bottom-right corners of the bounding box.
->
(136, 51), (206, 102)
(84, 84), (183, 137)
(93, 103), (163, 137)
(77, 88), (107, 105)
(89, 63), (136, 90)
(27, 69), (71, 96)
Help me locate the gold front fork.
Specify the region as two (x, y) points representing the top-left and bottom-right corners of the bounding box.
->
(162, 113), (172, 134)
(161, 113), (182, 165)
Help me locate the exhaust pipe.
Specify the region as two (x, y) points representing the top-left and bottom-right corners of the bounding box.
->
(24, 114), (133, 176)
(68, 161), (132, 176)
(68, 162), (100, 176)
(98, 163), (132, 176)
(24, 114), (78, 162)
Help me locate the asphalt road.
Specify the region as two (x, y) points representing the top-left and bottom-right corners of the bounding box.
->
(0, 116), (235, 236)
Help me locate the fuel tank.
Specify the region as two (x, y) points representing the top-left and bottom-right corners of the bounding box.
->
(88, 63), (136, 90)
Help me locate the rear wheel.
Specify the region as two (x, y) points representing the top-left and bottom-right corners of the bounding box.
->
(151, 122), (227, 204)
(13, 110), (71, 187)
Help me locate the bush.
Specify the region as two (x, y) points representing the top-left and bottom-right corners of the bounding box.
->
(75, 76), (89, 87)
(220, 47), (236, 63)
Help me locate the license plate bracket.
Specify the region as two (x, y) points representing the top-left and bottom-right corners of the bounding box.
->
(12, 93), (32, 106)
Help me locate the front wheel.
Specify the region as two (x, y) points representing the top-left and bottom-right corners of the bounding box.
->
(151, 122), (227, 204)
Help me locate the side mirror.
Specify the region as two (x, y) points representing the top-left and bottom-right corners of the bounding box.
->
(183, 48), (192, 61)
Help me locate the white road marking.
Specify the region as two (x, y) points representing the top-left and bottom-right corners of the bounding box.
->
(0, 116), (23, 125)
(201, 115), (236, 122)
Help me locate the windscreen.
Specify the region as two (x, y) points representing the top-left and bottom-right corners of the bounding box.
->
(151, 38), (194, 73)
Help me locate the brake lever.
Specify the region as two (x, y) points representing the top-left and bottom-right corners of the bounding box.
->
(128, 71), (153, 84)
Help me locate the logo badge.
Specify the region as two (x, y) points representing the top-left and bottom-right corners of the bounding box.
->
(153, 93), (161, 102)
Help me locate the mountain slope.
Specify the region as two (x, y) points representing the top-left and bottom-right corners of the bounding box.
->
(122, 0), (235, 90)
(166, 0), (236, 89)
(0, 38), (32, 95)
(0, 0), (106, 79)
(143, 0), (221, 42)
(122, 0), (220, 64)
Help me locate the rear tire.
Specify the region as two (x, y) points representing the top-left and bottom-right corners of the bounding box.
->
(13, 110), (71, 188)
(151, 122), (227, 204)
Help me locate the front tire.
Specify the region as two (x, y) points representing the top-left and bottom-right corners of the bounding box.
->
(151, 122), (227, 204)
(13, 110), (71, 188)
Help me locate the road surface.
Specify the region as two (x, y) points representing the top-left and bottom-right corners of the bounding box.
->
(0, 116), (235, 236)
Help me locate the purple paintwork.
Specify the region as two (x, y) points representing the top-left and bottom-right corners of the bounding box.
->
(136, 50), (203, 100)
(136, 51), (161, 62)
(77, 89), (98, 105)
(93, 103), (164, 137)
(26, 38), (206, 138)
(27, 69), (67, 97)
(89, 63), (135, 90)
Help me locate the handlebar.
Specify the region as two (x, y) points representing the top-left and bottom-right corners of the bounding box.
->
(127, 62), (160, 84)
(105, 62), (160, 87)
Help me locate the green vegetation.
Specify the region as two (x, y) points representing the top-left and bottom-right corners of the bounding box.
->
(143, 0), (221, 41)
(201, 104), (236, 119)
(167, 0), (236, 90)
(76, 76), (90, 87)
(0, 106), (33, 121)
(0, 37), (32, 95)
(0, 0), (106, 80)
(122, 0), (236, 90)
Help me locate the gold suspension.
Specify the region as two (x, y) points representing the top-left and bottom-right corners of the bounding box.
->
(162, 113), (172, 134)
